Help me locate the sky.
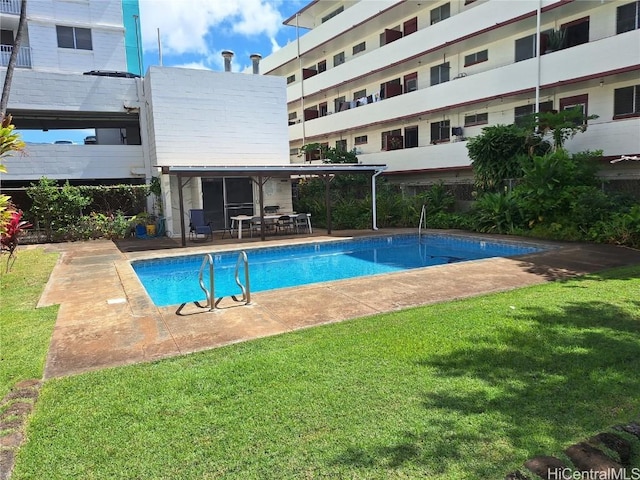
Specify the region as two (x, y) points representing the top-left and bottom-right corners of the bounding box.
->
(138, 0), (307, 73)
(21, 0), (308, 144)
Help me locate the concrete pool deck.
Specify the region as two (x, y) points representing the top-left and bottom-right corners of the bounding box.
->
(35, 229), (640, 378)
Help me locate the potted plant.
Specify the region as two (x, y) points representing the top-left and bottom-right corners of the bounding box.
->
(131, 212), (157, 237)
(545, 28), (566, 53)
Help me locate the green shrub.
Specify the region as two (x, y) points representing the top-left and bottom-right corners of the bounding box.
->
(27, 178), (90, 241)
(472, 191), (522, 234)
(589, 205), (640, 249)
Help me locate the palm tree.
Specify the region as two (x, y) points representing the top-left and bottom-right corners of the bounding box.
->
(1, 0), (28, 121)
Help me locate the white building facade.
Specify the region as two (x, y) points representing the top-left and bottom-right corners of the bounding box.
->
(260, 0), (640, 194)
(1, 0), (293, 237)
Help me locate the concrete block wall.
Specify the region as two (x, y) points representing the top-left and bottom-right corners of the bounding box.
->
(2, 144), (144, 181)
(2, 69), (140, 112)
(144, 67), (290, 167)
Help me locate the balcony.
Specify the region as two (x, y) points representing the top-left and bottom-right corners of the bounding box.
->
(0, 0), (21, 15)
(0, 44), (32, 68)
(289, 31), (639, 140)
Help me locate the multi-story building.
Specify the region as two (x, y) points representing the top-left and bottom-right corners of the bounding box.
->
(0, 1), (295, 237)
(0, 0), (141, 74)
(260, 0), (640, 196)
(0, 0), (145, 194)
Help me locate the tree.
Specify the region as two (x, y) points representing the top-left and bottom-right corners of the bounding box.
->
(519, 107), (598, 151)
(299, 143), (358, 164)
(0, 0), (28, 120)
(0, 115), (25, 235)
(466, 124), (530, 192)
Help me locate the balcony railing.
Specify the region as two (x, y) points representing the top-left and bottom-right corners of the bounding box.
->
(0, 0), (21, 15)
(0, 44), (32, 68)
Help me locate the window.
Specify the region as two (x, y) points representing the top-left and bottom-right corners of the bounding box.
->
(404, 17), (418, 36)
(431, 120), (450, 143)
(287, 74), (295, 84)
(405, 126), (418, 148)
(322, 6), (344, 23)
(352, 42), (366, 55)
(515, 34), (536, 62)
(404, 72), (418, 93)
(289, 148), (299, 156)
(562, 17), (589, 48)
(430, 3), (450, 25)
(559, 94), (588, 126)
(333, 51), (345, 67)
(381, 79), (402, 99)
(353, 89), (366, 101)
(317, 60), (327, 73)
(336, 139), (347, 151)
(617, 1), (640, 34)
(464, 49), (488, 67)
(334, 96), (345, 113)
(382, 129), (402, 150)
(430, 62), (450, 86)
(1, 29), (14, 45)
(514, 101), (553, 127)
(354, 135), (368, 145)
(614, 85), (640, 118)
(464, 112), (488, 126)
(56, 26), (92, 50)
(319, 102), (328, 117)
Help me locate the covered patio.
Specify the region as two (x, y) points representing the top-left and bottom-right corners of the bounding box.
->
(162, 164), (387, 246)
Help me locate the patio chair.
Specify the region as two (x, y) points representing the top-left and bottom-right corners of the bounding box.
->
(250, 215), (276, 237)
(189, 209), (213, 241)
(276, 215), (294, 234)
(294, 213), (310, 234)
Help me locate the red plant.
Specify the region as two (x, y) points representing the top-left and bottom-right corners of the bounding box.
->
(1, 209), (32, 265)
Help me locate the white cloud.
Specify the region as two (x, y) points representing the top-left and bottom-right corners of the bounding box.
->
(139, 0), (286, 56)
(172, 62), (212, 71)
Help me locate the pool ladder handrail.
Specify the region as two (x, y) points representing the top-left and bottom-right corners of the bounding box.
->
(197, 251), (251, 311)
(418, 204), (427, 242)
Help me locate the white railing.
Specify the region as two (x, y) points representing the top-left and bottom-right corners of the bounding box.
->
(0, 44), (32, 68)
(0, 0), (21, 15)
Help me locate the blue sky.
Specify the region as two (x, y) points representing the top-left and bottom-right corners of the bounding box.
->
(139, 0), (307, 73)
(21, 0), (308, 144)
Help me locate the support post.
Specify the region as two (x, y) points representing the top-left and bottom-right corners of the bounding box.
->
(324, 174), (332, 234)
(178, 173), (186, 246)
(371, 170), (383, 230)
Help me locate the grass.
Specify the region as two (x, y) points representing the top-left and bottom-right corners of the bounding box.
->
(0, 248), (59, 398)
(6, 255), (640, 478)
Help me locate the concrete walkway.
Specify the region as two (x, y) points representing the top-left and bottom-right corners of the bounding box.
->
(36, 230), (640, 378)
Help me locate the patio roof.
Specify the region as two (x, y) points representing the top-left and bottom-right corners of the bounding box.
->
(162, 164), (388, 245)
(163, 164), (387, 177)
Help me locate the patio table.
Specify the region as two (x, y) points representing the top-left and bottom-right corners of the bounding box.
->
(230, 214), (312, 239)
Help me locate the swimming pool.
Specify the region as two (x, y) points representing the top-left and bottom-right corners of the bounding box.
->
(132, 234), (545, 307)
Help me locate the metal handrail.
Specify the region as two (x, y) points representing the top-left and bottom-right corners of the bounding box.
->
(198, 254), (215, 310)
(233, 251), (251, 305)
(418, 204), (427, 241)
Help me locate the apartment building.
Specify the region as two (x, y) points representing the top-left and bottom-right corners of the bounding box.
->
(260, 0), (640, 194)
(0, 1), (294, 237)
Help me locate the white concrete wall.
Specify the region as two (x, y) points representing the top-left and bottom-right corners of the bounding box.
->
(26, 0), (127, 73)
(2, 144), (145, 180)
(144, 67), (290, 167)
(2, 69), (140, 112)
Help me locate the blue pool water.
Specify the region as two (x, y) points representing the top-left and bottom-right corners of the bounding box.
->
(132, 234), (544, 307)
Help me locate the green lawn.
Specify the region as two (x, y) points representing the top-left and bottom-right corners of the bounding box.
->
(0, 248), (59, 398)
(7, 253), (640, 479)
